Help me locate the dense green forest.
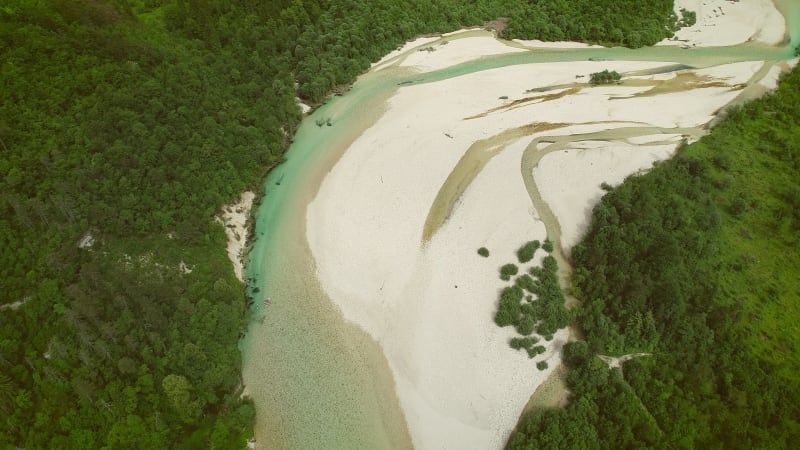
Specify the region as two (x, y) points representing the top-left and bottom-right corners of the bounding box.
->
(502, 0), (685, 47)
(508, 67), (800, 449)
(1, 0), (688, 447)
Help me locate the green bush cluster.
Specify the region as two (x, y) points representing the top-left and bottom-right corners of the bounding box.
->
(477, 247), (490, 257)
(516, 240), (540, 263)
(589, 69), (622, 85)
(527, 345), (547, 359)
(510, 336), (539, 350)
(678, 8), (697, 27)
(509, 337), (546, 360)
(514, 274), (537, 292)
(499, 263), (519, 281)
(494, 250), (569, 355)
(495, 286), (524, 327)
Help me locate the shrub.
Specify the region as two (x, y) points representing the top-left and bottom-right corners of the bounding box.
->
(542, 254), (557, 270)
(589, 69), (622, 85)
(536, 361), (548, 370)
(679, 8), (697, 27)
(515, 274), (537, 293)
(542, 239), (554, 253)
(510, 336), (538, 351)
(495, 286), (524, 326)
(516, 240), (540, 263)
(500, 263), (519, 281)
(494, 309), (514, 327)
(520, 302), (535, 316)
(526, 345), (546, 358)
(500, 285), (524, 304)
(516, 316), (535, 336)
(477, 247), (490, 257)
(537, 318), (564, 338)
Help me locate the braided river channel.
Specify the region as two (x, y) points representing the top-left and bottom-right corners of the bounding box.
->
(241, 2), (800, 448)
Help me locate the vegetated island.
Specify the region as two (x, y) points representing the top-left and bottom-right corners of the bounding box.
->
(589, 69), (622, 85)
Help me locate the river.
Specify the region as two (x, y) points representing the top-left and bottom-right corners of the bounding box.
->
(241, 2), (800, 448)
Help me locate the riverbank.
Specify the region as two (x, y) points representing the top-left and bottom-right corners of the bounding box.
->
(241, 61), (417, 449)
(217, 191), (255, 282)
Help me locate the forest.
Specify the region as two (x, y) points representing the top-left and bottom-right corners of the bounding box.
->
(508, 66), (800, 449)
(2, 0), (691, 447)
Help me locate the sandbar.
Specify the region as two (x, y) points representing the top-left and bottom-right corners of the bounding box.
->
(306, 32), (776, 449)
